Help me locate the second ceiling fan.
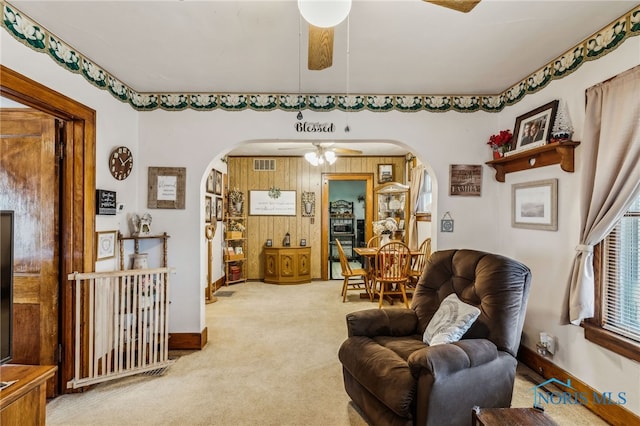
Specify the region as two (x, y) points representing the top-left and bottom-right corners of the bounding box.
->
(300, 0), (482, 71)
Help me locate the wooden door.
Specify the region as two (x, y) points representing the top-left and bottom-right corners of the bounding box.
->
(0, 109), (60, 397)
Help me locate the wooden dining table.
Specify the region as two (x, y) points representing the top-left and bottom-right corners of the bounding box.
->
(353, 246), (422, 301)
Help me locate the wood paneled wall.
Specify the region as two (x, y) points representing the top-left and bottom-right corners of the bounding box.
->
(227, 156), (405, 280)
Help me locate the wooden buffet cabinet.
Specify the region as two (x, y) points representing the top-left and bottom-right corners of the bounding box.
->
(0, 364), (57, 426)
(263, 246), (311, 284)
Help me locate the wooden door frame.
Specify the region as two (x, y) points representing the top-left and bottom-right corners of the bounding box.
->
(321, 173), (374, 280)
(1, 65), (96, 394)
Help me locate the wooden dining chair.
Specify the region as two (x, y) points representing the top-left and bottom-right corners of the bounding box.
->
(373, 241), (411, 308)
(408, 238), (431, 288)
(367, 235), (381, 247)
(335, 239), (370, 302)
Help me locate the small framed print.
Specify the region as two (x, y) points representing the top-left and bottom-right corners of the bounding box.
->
(215, 170), (223, 195)
(300, 239), (307, 247)
(148, 167), (186, 209)
(96, 230), (117, 260)
(215, 197), (223, 221)
(378, 164), (394, 183)
(266, 239), (273, 247)
(206, 170), (215, 194)
(205, 195), (213, 223)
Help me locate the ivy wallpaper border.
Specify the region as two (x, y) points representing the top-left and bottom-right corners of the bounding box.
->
(2, 1), (639, 113)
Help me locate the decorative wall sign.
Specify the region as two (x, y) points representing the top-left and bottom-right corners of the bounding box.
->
(249, 190), (296, 216)
(449, 165), (482, 196)
(301, 191), (315, 217)
(96, 189), (116, 215)
(148, 167), (186, 209)
(440, 212), (454, 233)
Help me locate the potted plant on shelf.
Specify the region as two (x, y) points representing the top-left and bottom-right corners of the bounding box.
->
(228, 188), (244, 214)
(487, 129), (513, 159)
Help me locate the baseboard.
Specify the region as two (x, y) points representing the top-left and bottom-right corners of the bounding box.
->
(169, 327), (208, 350)
(518, 345), (639, 426)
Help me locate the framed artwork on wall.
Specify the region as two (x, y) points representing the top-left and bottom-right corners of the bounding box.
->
(449, 164), (482, 196)
(378, 164), (394, 183)
(205, 195), (212, 223)
(215, 170), (223, 195)
(148, 167), (186, 209)
(206, 170), (215, 194)
(512, 179), (558, 231)
(215, 197), (223, 221)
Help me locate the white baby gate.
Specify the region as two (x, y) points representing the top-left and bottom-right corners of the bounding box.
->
(67, 267), (173, 389)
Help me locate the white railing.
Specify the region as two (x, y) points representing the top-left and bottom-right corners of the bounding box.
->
(67, 268), (172, 389)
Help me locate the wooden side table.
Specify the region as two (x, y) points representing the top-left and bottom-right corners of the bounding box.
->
(1, 364), (57, 426)
(473, 407), (559, 425)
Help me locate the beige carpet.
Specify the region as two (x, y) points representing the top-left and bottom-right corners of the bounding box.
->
(46, 280), (606, 425)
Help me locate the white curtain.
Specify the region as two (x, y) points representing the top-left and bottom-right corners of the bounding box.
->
(408, 164), (425, 250)
(562, 65), (640, 325)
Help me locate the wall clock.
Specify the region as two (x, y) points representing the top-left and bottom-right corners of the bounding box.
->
(109, 146), (133, 180)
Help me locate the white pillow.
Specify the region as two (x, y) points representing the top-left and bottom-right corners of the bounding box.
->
(423, 293), (481, 346)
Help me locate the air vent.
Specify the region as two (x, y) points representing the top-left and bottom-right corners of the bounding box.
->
(253, 159), (276, 171)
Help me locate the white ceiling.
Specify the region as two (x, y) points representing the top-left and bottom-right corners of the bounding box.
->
(6, 0), (639, 156)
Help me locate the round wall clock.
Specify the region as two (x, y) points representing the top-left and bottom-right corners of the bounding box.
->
(109, 146), (133, 180)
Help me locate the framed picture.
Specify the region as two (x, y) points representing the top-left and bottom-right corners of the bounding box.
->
(95, 230), (117, 260)
(512, 100), (559, 152)
(215, 197), (223, 221)
(214, 170), (223, 195)
(378, 164), (394, 183)
(148, 167), (186, 209)
(266, 239), (273, 247)
(512, 179), (558, 231)
(300, 239), (307, 247)
(449, 164), (482, 196)
(205, 195), (213, 223)
(206, 170), (215, 193)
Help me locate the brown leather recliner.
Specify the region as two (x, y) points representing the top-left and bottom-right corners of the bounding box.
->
(338, 249), (531, 426)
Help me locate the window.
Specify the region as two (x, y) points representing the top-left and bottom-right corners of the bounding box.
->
(587, 193), (640, 361)
(416, 171), (432, 219)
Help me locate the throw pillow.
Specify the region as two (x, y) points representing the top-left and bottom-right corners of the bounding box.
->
(423, 293), (481, 346)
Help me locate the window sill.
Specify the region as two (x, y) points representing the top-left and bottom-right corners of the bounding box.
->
(583, 321), (640, 362)
(416, 213), (431, 222)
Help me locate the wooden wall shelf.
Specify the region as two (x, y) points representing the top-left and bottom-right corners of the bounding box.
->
(486, 141), (580, 182)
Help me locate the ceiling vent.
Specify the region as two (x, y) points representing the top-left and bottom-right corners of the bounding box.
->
(253, 159), (276, 171)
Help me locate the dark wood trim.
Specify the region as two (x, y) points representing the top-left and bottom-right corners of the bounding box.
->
(583, 322), (640, 362)
(1, 65), (96, 394)
(169, 328), (208, 350)
(518, 345), (640, 426)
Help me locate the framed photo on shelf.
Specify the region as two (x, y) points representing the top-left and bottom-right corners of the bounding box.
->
(512, 179), (558, 231)
(378, 164), (394, 183)
(95, 230), (117, 260)
(266, 239), (273, 247)
(512, 100), (559, 153)
(215, 197), (223, 221)
(205, 195), (213, 223)
(300, 239), (307, 247)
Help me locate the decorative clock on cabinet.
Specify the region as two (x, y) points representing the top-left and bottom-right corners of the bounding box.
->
(109, 146), (133, 180)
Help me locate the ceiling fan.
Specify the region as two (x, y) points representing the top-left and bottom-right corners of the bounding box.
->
(301, 0), (482, 71)
(279, 142), (363, 165)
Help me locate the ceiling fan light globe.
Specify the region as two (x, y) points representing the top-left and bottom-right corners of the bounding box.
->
(324, 151), (337, 164)
(304, 151), (320, 166)
(298, 0), (352, 28)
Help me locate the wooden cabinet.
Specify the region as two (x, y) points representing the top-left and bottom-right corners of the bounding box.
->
(1, 364), (57, 426)
(225, 215), (247, 285)
(263, 246), (311, 284)
(485, 141), (580, 182)
(374, 182), (410, 242)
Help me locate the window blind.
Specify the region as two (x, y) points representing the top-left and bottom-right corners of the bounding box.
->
(603, 196), (640, 343)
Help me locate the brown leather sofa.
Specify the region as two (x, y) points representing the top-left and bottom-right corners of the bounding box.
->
(338, 249), (531, 426)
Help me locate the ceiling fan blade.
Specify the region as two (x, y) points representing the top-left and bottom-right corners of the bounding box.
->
(333, 148), (363, 155)
(423, 0), (481, 13)
(308, 24), (334, 70)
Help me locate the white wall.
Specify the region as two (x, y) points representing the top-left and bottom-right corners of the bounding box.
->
(3, 21), (640, 416)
